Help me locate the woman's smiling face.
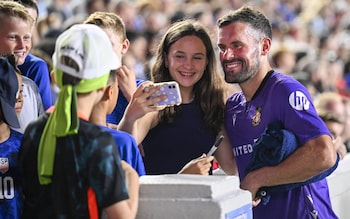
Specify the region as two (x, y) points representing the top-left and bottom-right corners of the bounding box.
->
(165, 35), (207, 88)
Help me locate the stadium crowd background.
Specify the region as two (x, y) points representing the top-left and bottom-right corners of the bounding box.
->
(33, 0), (350, 97)
(33, 1), (350, 150)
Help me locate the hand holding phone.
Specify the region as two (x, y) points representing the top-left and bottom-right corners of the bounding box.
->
(147, 81), (182, 107)
(207, 135), (224, 156)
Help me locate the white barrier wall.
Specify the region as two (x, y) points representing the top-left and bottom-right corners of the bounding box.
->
(136, 155), (350, 219)
(137, 175), (252, 219)
(327, 154), (350, 219)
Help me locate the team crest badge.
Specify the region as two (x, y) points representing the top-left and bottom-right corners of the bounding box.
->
(0, 158), (9, 174)
(252, 106), (262, 126)
(232, 114), (237, 127)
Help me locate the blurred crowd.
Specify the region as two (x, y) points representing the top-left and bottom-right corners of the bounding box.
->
(32, 0), (350, 152)
(32, 0), (350, 94)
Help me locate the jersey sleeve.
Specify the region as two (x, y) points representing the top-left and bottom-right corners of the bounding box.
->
(274, 79), (331, 145)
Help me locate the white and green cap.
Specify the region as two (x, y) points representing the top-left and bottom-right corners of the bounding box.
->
(53, 23), (120, 79)
(38, 24), (121, 185)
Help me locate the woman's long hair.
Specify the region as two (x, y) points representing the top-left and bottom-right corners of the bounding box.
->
(152, 20), (225, 135)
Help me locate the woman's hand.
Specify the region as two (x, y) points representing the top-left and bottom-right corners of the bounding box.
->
(178, 154), (214, 175)
(122, 81), (166, 123)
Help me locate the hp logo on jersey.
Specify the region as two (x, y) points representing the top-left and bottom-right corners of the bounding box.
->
(289, 91), (310, 111)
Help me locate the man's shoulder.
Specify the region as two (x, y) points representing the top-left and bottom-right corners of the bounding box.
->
(270, 71), (302, 86)
(227, 91), (244, 103)
(265, 71), (308, 98)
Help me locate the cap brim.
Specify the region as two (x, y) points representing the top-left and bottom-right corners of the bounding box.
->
(0, 97), (20, 128)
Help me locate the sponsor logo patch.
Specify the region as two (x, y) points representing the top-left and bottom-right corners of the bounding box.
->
(289, 91), (310, 111)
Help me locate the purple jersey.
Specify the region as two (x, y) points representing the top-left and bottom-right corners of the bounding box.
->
(225, 71), (338, 219)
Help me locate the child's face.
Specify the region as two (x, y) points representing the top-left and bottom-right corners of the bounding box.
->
(15, 73), (23, 117)
(166, 35), (207, 88)
(0, 17), (32, 65)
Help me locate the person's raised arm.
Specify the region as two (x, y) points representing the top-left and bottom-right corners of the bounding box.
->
(118, 81), (166, 144)
(214, 128), (238, 175)
(116, 65), (137, 102)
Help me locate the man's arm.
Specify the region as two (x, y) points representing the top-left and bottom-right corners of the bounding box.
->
(214, 128), (238, 175)
(240, 134), (338, 200)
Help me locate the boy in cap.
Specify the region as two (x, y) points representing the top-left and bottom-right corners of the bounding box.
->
(19, 24), (139, 219)
(85, 11), (146, 176)
(90, 63), (146, 176)
(0, 56), (24, 218)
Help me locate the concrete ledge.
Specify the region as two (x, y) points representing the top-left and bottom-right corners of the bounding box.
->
(135, 154), (350, 219)
(137, 175), (252, 219)
(139, 174), (240, 199)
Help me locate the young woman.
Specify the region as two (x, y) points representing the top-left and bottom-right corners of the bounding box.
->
(119, 20), (236, 175)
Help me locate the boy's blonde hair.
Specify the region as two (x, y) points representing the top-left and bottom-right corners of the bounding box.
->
(84, 11), (127, 42)
(0, 1), (34, 25)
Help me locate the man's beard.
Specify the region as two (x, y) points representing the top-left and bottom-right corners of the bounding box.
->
(223, 56), (260, 84)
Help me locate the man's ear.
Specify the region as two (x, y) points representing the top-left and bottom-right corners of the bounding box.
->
(261, 38), (271, 56)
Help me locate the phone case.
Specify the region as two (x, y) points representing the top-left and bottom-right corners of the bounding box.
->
(150, 81), (182, 106)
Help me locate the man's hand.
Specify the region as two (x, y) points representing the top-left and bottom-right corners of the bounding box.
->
(240, 169), (265, 207)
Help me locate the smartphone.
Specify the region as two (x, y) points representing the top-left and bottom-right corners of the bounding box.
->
(149, 81), (182, 107)
(207, 135), (224, 156)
